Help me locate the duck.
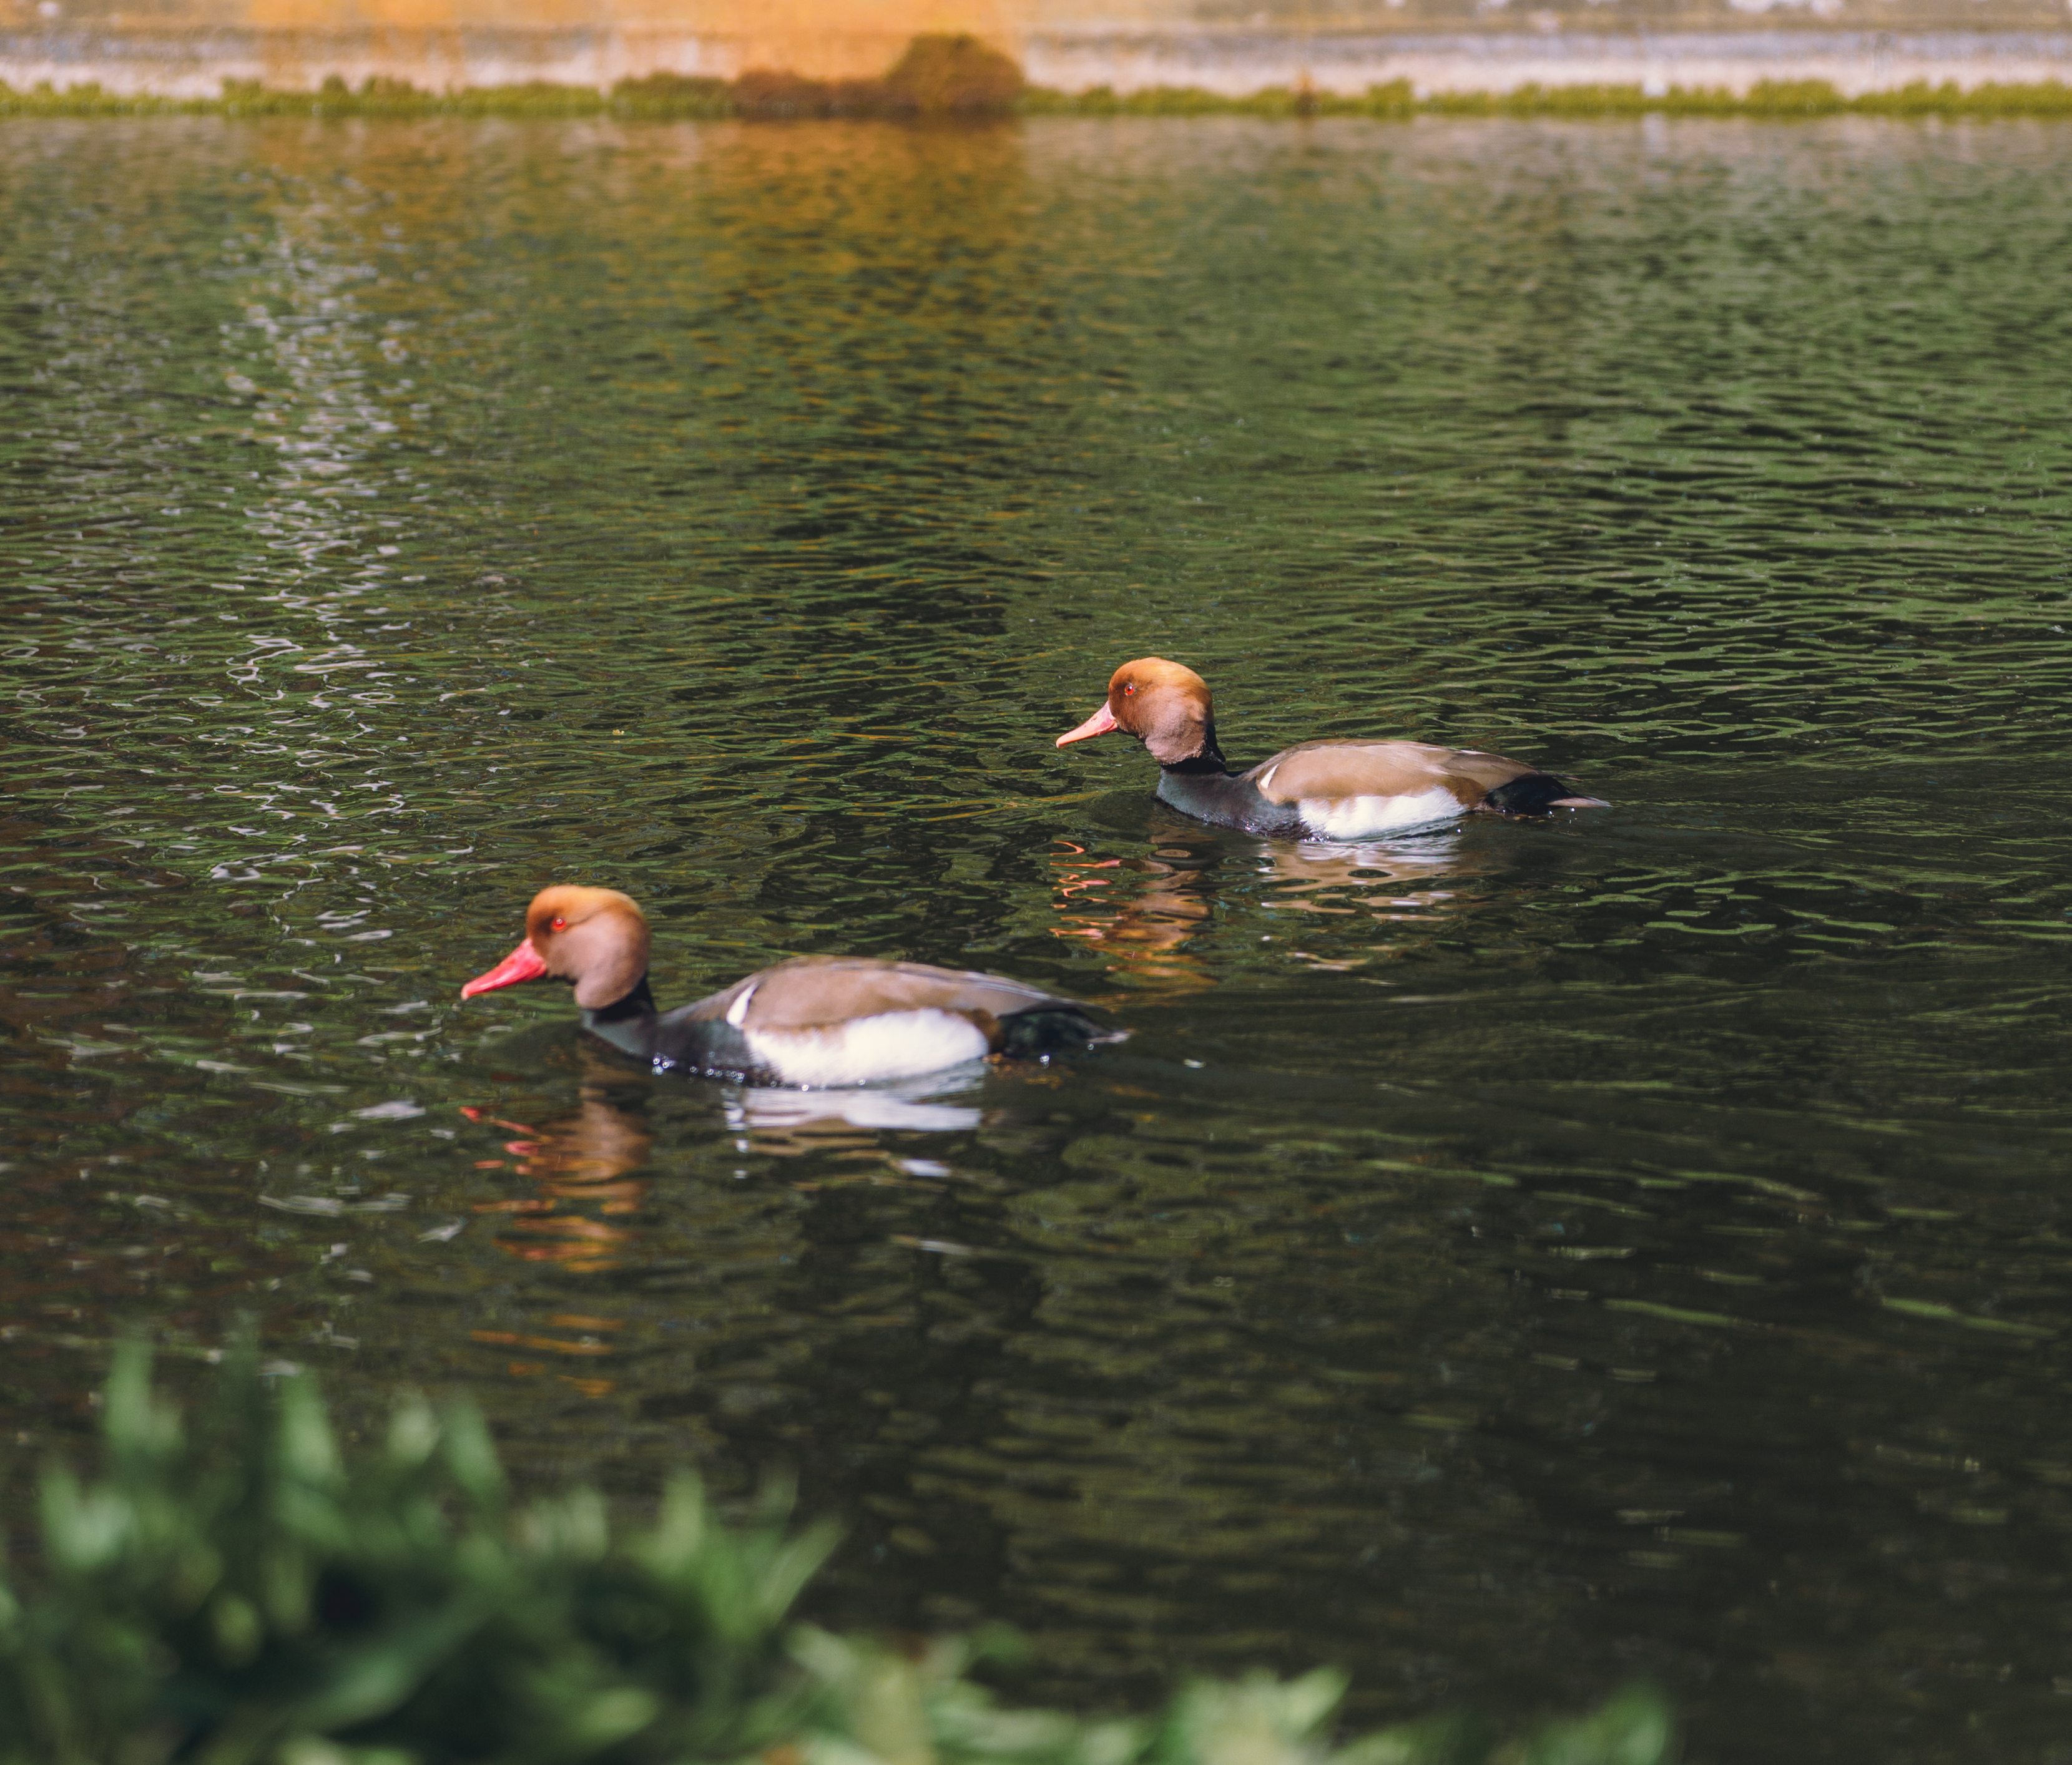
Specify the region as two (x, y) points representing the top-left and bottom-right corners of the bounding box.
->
(460, 886), (1119, 1087)
(1056, 657), (1608, 839)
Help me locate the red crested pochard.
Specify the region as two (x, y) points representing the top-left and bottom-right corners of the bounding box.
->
(1058, 658), (1607, 838)
(461, 886), (1119, 1087)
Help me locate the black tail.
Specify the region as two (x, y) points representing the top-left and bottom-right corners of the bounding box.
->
(1483, 773), (1609, 815)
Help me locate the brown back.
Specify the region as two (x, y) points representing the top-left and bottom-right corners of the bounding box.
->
(1245, 740), (1539, 806)
(687, 957), (1072, 1036)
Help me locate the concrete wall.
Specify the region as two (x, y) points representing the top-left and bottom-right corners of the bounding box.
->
(5, 0), (2072, 94)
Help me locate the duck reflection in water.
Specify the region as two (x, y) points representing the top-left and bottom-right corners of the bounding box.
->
(725, 1076), (992, 1190)
(461, 1057), (652, 1394)
(464, 1059), (654, 1276)
(468, 1045), (991, 1225)
(1053, 824), (1480, 980)
(1051, 830), (1221, 990)
(726, 1075), (983, 1158)
(1264, 831), (1476, 957)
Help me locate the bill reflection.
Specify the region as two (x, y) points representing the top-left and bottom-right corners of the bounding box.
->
(1049, 834), (1220, 988)
(463, 1075), (651, 1274)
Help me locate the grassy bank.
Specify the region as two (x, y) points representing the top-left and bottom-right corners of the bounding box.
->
(0, 1347), (1671, 1765)
(6, 59), (2072, 121)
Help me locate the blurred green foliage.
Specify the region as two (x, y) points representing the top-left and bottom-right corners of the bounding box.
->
(0, 1348), (1675, 1765)
(1027, 76), (2072, 117)
(4, 64), (2072, 119)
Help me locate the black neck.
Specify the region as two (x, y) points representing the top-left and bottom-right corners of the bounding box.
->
(588, 974), (657, 1022)
(1159, 720), (1232, 776)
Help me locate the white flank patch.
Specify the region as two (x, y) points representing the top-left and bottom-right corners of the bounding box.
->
(1255, 762), (1280, 796)
(1299, 786), (1464, 839)
(743, 1009), (991, 1087)
(725, 980), (759, 1029)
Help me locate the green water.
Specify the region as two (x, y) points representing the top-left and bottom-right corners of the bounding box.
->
(7, 112), (2072, 1760)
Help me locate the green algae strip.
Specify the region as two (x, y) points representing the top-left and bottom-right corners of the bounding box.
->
(1881, 1297), (2058, 1337)
(1604, 1298), (1761, 1329)
(10, 73), (2072, 121)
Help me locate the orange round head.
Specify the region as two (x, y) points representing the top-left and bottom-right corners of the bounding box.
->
(461, 886), (652, 1010)
(1056, 658), (1215, 766)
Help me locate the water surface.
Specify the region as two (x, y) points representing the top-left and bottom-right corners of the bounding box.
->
(6, 112), (2072, 1763)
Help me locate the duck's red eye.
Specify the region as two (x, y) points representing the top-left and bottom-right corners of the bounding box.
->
(1122, 683), (1136, 696)
(550, 916), (567, 931)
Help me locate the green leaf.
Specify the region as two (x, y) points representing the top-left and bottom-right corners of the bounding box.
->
(105, 1341), (182, 1468)
(436, 1402), (505, 1513)
(384, 1399), (439, 1472)
(276, 1382), (341, 1488)
(646, 1474), (707, 1575)
(287, 1596), (494, 1730)
(1520, 1684), (1675, 1765)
